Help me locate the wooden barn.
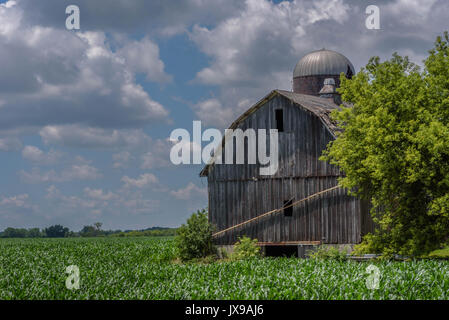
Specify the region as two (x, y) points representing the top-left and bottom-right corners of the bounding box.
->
(200, 49), (374, 255)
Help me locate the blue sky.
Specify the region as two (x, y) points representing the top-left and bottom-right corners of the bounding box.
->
(0, 0), (447, 231)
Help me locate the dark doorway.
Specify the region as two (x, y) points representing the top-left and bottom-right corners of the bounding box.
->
(264, 245), (298, 257)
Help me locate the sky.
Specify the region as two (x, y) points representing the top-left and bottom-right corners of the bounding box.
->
(0, 0), (447, 231)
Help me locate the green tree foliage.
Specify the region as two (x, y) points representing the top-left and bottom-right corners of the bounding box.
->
(111, 228), (177, 237)
(27, 228), (43, 238)
(0, 227), (44, 238)
(175, 209), (216, 261)
(1, 227), (28, 238)
(1, 224), (175, 238)
(80, 225), (98, 237)
(322, 32), (449, 257)
(230, 236), (261, 260)
(94, 222), (102, 231)
(44, 225), (69, 238)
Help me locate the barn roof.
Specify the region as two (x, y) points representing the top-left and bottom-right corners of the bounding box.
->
(199, 89), (345, 177)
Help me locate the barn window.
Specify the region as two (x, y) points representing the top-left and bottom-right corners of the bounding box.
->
(275, 109), (284, 132)
(283, 199), (293, 217)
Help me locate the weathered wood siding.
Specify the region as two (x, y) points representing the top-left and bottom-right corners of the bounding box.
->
(207, 94), (373, 245)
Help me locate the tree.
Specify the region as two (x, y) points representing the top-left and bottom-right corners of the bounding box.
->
(322, 32), (449, 257)
(1, 227), (27, 238)
(44, 225), (69, 238)
(94, 222), (102, 231)
(175, 209), (216, 261)
(80, 225), (96, 237)
(27, 228), (43, 238)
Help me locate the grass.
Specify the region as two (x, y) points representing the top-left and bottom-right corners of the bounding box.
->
(1, 237), (449, 299)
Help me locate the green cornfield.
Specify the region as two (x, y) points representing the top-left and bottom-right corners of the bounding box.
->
(1, 237), (449, 300)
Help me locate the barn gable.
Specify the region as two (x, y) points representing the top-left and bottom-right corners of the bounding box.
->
(200, 89), (344, 178)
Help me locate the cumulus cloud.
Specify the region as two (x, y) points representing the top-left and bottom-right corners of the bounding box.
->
(20, 164), (102, 184)
(84, 188), (117, 201)
(39, 125), (175, 170)
(121, 173), (159, 188)
(170, 182), (207, 200)
(0, 194), (30, 208)
(0, 137), (22, 152)
(39, 126), (153, 149)
(140, 139), (173, 169)
(192, 98), (251, 128)
(0, 193), (37, 224)
(22, 145), (62, 165)
(0, 2), (169, 135)
(118, 37), (172, 83)
(18, 0), (245, 36)
(120, 198), (160, 214)
(385, 0), (438, 26)
(45, 184), (161, 224)
(45, 185), (99, 210)
(112, 151), (133, 169)
(191, 0), (350, 87)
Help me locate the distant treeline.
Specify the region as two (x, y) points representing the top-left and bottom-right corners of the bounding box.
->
(0, 223), (177, 238)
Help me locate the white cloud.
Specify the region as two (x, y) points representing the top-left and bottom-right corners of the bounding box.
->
(84, 188), (117, 201)
(385, 0), (438, 25)
(65, 165), (102, 181)
(44, 184), (161, 220)
(45, 185), (60, 199)
(0, 192), (38, 223)
(192, 98), (250, 128)
(0, 193), (30, 207)
(121, 198), (160, 214)
(170, 182), (207, 200)
(140, 139), (173, 169)
(118, 37), (172, 83)
(0, 3), (169, 134)
(18, 0), (244, 36)
(112, 151), (133, 169)
(191, 0), (349, 87)
(40, 126), (152, 149)
(0, 1), (20, 36)
(20, 164), (102, 184)
(0, 137), (22, 151)
(45, 185), (97, 209)
(121, 173), (159, 188)
(22, 145), (61, 165)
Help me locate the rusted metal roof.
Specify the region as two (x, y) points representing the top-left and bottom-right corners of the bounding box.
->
(199, 89), (346, 177)
(276, 89), (343, 135)
(293, 49), (355, 78)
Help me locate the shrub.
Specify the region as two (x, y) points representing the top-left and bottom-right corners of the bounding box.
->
(175, 209), (216, 261)
(307, 246), (348, 261)
(230, 236), (261, 260)
(426, 247), (449, 259)
(352, 233), (384, 256)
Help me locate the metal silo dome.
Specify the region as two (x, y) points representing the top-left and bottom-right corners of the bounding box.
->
(292, 49), (355, 96)
(293, 49), (355, 78)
